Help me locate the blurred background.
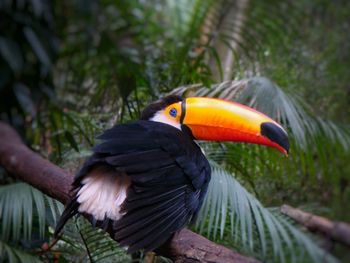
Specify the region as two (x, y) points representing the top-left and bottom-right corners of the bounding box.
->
(0, 0), (349, 262)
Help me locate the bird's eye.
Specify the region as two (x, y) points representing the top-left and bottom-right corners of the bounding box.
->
(169, 108), (177, 118)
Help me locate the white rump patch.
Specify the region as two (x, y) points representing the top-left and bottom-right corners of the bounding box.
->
(77, 167), (131, 221)
(150, 111), (181, 130)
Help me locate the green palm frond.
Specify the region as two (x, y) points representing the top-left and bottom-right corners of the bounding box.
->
(196, 162), (338, 263)
(172, 77), (350, 150)
(0, 183), (63, 242)
(51, 217), (130, 262)
(0, 240), (41, 263)
(75, 217), (131, 263)
(172, 78), (350, 187)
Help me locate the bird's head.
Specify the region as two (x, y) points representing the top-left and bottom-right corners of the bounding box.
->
(141, 95), (289, 155)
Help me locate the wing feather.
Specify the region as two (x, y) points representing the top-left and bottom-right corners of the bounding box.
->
(116, 196), (186, 242)
(141, 208), (189, 252)
(118, 201), (188, 252)
(55, 120), (211, 252)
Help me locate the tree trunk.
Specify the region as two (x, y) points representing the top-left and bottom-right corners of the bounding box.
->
(207, 0), (249, 82)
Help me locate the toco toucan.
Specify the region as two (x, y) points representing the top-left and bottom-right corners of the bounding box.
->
(55, 95), (289, 253)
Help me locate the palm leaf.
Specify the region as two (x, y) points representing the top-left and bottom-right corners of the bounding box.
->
(0, 240), (41, 263)
(172, 77), (350, 150)
(0, 183), (63, 242)
(75, 217), (131, 263)
(196, 162), (338, 263)
(172, 79), (350, 187)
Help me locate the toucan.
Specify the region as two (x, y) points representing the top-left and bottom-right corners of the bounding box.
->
(55, 95), (289, 253)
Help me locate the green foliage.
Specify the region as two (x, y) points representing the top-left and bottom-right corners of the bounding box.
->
(174, 77), (350, 150)
(0, 0), (58, 127)
(52, 217), (132, 263)
(196, 162), (338, 263)
(0, 183), (63, 263)
(0, 183), (62, 242)
(0, 240), (41, 263)
(238, 0), (350, 122)
(77, 218), (131, 262)
(1, 0), (350, 262)
(174, 78), (350, 187)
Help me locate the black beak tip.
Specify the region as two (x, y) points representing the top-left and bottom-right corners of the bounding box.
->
(261, 122), (289, 154)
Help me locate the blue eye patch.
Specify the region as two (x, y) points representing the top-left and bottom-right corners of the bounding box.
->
(169, 108), (177, 117)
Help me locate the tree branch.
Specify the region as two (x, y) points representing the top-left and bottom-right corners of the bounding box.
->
(281, 204), (350, 248)
(0, 122), (260, 263)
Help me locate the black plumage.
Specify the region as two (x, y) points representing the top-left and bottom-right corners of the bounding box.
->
(55, 114), (211, 253)
(54, 94), (290, 254)
(140, 95), (183, 120)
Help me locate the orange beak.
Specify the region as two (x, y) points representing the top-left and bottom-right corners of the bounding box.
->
(177, 97), (289, 155)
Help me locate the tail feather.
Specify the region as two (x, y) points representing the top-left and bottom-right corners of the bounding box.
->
(54, 197), (80, 237)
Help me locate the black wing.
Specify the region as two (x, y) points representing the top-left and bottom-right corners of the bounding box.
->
(55, 121), (211, 253)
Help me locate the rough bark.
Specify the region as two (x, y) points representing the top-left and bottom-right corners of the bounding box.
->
(0, 122), (71, 204)
(281, 204), (350, 248)
(159, 229), (258, 263)
(0, 121), (260, 263)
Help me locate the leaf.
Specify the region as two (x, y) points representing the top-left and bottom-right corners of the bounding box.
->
(0, 37), (23, 73)
(64, 131), (80, 152)
(0, 240), (41, 263)
(0, 183), (63, 242)
(13, 83), (36, 117)
(172, 78), (350, 151)
(208, 47), (224, 81)
(195, 162), (339, 263)
(23, 27), (52, 69)
(75, 217), (131, 263)
(29, 0), (44, 17)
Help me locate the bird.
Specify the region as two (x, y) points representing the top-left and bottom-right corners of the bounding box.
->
(54, 95), (289, 253)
